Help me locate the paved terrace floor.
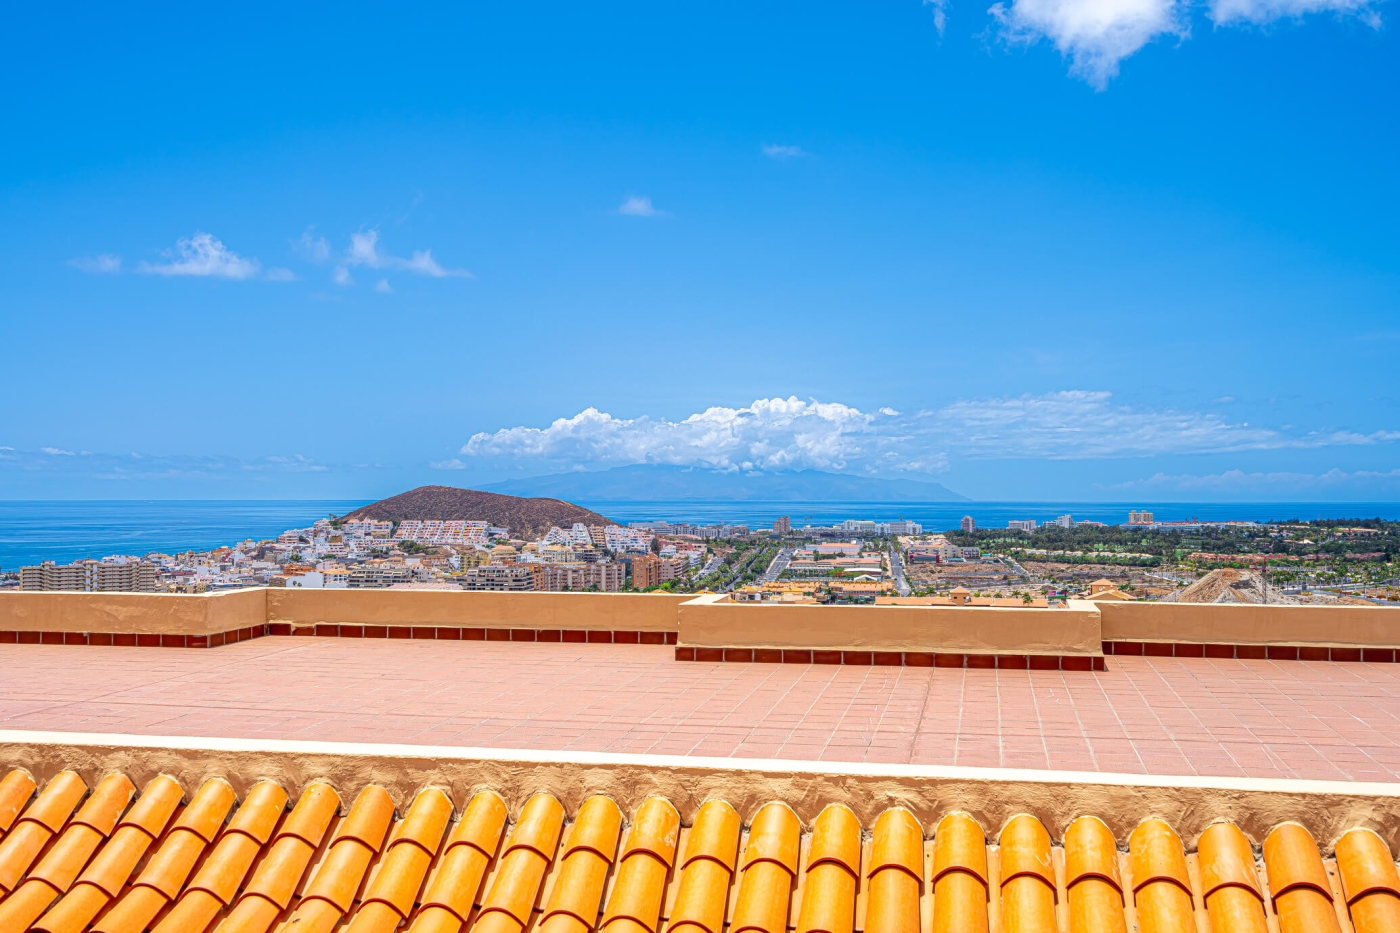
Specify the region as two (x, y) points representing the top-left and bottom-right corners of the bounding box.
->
(2, 637), (1399, 781)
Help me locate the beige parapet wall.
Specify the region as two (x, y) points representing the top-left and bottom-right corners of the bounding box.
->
(266, 588), (689, 632)
(678, 594), (1104, 655)
(2, 729), (1399, 853)
(1100, 600), (1400, 648)
(0, 588), (266, 635)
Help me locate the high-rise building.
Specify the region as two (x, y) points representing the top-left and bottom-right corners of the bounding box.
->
(961, 516), (975, 532)
(774, 516), (791, 534)
(1007, 520), (1037, 532)
(631, 554), (663, 589)
(1129, 510), (1155, 525)
(1054, 515), (1073, 529)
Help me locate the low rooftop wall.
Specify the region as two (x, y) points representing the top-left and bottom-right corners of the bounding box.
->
(1, 589), (1399, 660)
(0, 588), (265, 636)
(1100, 600), (1400, 648)
(677, 594), (1103, 656)
(267, 588), (689, 633)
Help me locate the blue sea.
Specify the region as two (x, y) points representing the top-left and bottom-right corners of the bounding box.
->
(2, 499), (1399, 570)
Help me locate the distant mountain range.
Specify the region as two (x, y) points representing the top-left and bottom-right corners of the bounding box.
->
(344, 486), (615, 538)
(481, 465), (968, 502)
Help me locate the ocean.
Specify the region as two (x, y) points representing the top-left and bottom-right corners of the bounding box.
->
(2, 498), (1399, 570)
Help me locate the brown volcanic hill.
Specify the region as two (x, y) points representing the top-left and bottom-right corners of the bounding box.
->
(343, 486), (615, 539)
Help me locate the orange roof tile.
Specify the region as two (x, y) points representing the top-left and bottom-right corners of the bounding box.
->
(0, 755), (1396, 933)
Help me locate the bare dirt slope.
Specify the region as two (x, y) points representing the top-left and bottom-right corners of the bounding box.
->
(344, 486), (615, 539)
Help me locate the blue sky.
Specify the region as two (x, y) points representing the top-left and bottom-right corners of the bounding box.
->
(1, 1), (1396, 503)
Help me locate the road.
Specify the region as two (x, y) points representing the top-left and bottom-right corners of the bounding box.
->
(760, 547), (794, 584)
(699, 555), (722, 576)
(888, 547), (912, 596)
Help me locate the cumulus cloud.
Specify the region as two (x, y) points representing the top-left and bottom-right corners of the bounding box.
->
(762, 144), (807, 160)
(458, 392), (1400, 476)
(990, 0), (1381, 85)
(68, 254), (122, 274)
(989, 0), (1187, 86)
(136, 232), (261, 279)
(617, 196), (665, 217)
(464, 398), (891, 473)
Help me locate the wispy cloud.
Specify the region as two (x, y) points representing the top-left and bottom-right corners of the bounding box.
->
(265, 267), (297, 282)
(136, 232), (261, 279)
(617, 196), (666, 217)
(989, 0), (1379, 87)
(0, 446), (334, 481)
(762, 144), (807, 160)
(375, 279), (393, 293)
(68, 254), (122, 274)
(297, 229), (332, 263)
(334, 228), (472, 286)
(1116, 467), (1400, 497)
(457, 392), (1400, 476)
(1210, 0), (1381, 25)
(925, 0), (950, 32)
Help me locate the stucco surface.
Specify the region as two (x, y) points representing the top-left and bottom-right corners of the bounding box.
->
(2, 730), (1398, 854)
(0, 588), (265, 635)
(678, 596), (1103, 655)
(1101, 600), (1400, 647)
(266, 588), (687, 631)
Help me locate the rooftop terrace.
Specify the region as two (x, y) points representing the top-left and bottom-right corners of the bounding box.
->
(2, 638), (1398, 782)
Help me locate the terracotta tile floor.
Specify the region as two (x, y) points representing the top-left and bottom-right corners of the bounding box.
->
(3, 638), (1400, 781)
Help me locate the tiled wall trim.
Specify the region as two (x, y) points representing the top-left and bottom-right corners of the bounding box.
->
(0, 626), (269, 649)
(675, 645), (1108, 671)
(276, 623), (678, 645)
(0, 626), (679, 648)
(1103, 641), (1395, 662)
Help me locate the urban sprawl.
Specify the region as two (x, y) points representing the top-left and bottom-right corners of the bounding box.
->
(9, 512), (1400, 606)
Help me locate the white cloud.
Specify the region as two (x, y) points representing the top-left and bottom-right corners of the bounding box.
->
(1210, 0), (1380, 24)
(333, 266), (354, 286)
(617, 196), (666, 217)
(761, 145), (807, 160)
(924, 0), (950, 32)
(1117, 467), (1400, 497)
(40, 447), (75, 456)
(345, 229), (471, 278)
(989, 0), (1187, 87)
(136, 232), (261, 280)
(375, 278), (393, 293)
(458, 391), (1400, 476)
(265, 267), (297, 282)
(430, 458), (467, 470)
(297, 229), (332, 263)
(69, 254), (122, 274)
(464, 398), (891, 473)
(990, 0), (1380, 86)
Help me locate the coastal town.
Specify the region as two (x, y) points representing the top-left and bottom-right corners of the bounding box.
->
(6, 488), (1398, 606)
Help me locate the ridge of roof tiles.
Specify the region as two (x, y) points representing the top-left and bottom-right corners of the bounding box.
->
(0, 768), (1397, 932)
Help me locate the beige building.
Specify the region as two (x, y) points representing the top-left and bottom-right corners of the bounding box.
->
(461, 564), (537, 591)
(536, 562), (624, 592)
(20, 560), (157, 593)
